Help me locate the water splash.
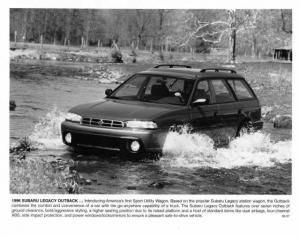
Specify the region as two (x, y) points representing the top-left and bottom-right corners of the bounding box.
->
(29, 107), (67, 150)
(27, 108), (291, 169)
(161, 128), (291, 169)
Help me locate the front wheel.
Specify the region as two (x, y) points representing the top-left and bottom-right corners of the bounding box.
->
(120, 150), (162, 161)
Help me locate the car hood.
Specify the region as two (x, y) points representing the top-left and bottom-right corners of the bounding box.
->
(69, 99), (180, 121)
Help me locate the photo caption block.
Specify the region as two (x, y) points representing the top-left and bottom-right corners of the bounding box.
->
(11, 198), (290, 218)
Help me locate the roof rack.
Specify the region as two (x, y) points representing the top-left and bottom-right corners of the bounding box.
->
(200, 68), (236, 74)
(154, 64), (192, 69)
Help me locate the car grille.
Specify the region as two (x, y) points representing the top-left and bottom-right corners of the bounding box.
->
(81, 117), (125, 128)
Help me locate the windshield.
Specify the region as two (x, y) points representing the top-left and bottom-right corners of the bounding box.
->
(110, 74), (195, 105)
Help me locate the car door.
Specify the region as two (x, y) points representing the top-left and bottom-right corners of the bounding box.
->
(189, 80), (222, 140)
(142, 75), (194, 130)
(209, 79), (240, 143)
(227, 78), (260, 128)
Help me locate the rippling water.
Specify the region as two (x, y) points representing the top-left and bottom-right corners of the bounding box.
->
(10, 70), (292, 194)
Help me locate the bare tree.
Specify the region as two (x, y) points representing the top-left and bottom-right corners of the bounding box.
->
(176, 9), (257, 62)
(64, 9), (73, 46)
(9, 9), (292, 58)
(83, 9), (93, 47)
(126, 10), (155, 50)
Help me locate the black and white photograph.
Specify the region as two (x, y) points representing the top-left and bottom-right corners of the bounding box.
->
(9, 8), (292, 195)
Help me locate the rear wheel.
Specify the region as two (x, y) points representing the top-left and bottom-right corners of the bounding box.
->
(236, 121), (252, 137)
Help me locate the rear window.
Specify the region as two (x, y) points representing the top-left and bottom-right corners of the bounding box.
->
(227, 79), (254, 100)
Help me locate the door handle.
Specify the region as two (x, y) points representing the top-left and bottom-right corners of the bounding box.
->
(214, 111), (218, 117)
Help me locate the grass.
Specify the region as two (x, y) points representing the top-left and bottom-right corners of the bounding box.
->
(10, 138), (79, 194)
(10, 158), (66, 194)
(10, 155), (80, 194)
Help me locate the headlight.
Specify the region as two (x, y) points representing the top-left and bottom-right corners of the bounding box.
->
(126, 120), (157, 129)
(65, 112), (82, 123)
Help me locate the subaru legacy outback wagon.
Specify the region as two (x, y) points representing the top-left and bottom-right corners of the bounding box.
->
(61, 64), (263, 156)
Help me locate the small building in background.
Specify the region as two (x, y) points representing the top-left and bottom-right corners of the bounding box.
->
(273, 46), (292, 61)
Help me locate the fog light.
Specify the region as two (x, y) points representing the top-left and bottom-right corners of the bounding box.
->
(65, 133), (72, 144)
(130, 140), (140, 152)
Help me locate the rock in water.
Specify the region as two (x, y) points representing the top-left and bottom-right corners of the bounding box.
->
(148, 181), (171, 189)
(273, 115), (292, 129)
(84, 179), (92, 185)
(10, 100), (16, 111)
(126, 186), (137, 190)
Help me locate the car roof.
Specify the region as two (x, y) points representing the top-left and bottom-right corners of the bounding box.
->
(138, 67), (244, 80)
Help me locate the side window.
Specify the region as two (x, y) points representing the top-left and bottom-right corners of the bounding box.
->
(211, 79), (235, 103)
(165, 78), (184, 93)
(228, 79), (254, 100)
(144, 76), (164, 96)
(144, 77), (186, 96)
(142, 76), (192, 105)
(192, 80), (211, 104)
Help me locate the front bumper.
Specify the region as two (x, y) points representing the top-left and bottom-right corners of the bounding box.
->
(61, 121), (167, 153)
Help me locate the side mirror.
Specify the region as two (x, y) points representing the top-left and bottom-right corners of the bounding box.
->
(174, 92), (181, 97)
(105, 89), (113, 96)
(192, 98), (208, 106)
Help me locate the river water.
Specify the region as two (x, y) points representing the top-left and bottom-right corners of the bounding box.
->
(10, 65), (292, 194)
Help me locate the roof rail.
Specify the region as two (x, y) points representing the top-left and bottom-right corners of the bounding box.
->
(200, 68), (236, 73)
(154, 64), (192, 69)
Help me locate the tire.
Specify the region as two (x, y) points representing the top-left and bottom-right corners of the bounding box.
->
(120, 150), (162, 161)
(145, 151), (162, 160)
(236, 121), (252, 137)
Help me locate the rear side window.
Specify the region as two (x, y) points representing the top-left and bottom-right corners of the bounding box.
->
(227, 79), (254, 100)
(211, 80), (235, 103)
(192, 80), (212, 104)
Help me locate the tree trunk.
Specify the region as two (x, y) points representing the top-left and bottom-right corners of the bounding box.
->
(21, 10), (28, 43)
(43, 11), (48, 38)
(149, 38), (153, 53)
(65, 9), (72, 46)
(229, 28), (236, 62)
(136, 37), (140, 50)
(14, 31), (17, 47)
(190, 47), (195, 57)
(251, 34), (257, 57)
(81, 36), (84, 49)
(112, 40), (120, 51)
(22, 33), (26, 46)
(40, 35), (44, 59)
(86, 37), (89, 47)
(165, 37), (169, 52)
(228, 9), (237, 63)
(130, 41), (137, 56)
(40, 35), (43, 48)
